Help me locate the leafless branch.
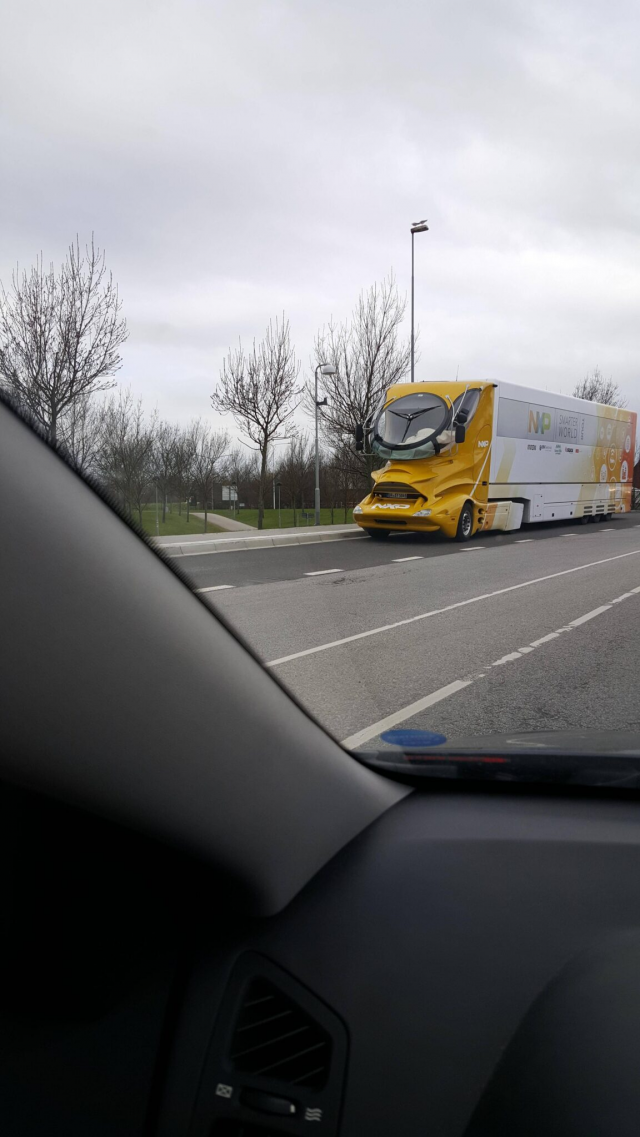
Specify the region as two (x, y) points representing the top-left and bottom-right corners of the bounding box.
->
(0, 236), (128, 443)
(573, 367), (626, 407)
(212, 314), (300, 527)
(304, 272), (411, 492)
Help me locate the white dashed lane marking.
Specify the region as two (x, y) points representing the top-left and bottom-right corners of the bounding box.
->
(304, 568), (343, 576)
(195, 584), (234, 593)
(342, 585), (640, 748)
(268, 549), (640, 668)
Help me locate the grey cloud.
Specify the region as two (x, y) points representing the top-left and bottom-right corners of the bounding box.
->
(1, 0), (639, 427)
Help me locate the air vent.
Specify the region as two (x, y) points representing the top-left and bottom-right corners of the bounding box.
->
(374, 480), (422, 500)
(229, 978), (332, 1090)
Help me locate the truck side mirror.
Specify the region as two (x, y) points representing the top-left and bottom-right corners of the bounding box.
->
(455, 423), (466, 444)
(354, 423), (364, 452)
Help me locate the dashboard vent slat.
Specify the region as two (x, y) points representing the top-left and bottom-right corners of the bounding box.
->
(229, 978), (332, 1090)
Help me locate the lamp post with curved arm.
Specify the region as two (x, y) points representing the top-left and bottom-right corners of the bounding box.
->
(315, 363), (336, 525)
(410, 219), (429, 382)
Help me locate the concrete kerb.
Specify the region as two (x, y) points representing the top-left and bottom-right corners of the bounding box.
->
(155, 526), (363, 557)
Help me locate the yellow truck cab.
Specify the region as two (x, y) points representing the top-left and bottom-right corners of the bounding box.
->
(353, 379), (636, 541)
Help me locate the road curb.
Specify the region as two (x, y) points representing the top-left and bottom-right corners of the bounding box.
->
(155, 527), (364, 557)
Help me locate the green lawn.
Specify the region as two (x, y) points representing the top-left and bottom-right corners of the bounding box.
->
(137, 508), (223, 537)
(213, 507), (354, 529)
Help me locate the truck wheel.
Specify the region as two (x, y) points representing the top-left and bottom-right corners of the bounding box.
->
(455, 502), (474, 542)
(366, 528), (390, 540)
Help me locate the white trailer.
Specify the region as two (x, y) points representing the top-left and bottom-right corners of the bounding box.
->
(485, 381), (636, 529)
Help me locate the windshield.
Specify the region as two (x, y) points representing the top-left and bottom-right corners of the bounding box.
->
(2, 0), (640, 792)
(372, 392), (450, 456)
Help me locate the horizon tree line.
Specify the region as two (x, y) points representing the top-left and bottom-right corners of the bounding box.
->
(0, 235), (635, 526)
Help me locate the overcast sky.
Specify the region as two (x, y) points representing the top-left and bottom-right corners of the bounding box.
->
(2, 0), (639, 450)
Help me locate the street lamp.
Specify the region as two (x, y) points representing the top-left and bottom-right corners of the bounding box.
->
(410, 219), (429, 382)
(315, 362), (336, 525)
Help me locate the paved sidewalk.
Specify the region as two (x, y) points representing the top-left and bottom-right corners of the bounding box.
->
(154, 523), (362, 556)
(192, 511), (255, 532)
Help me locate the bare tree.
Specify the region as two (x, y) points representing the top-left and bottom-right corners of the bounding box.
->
(171, 426), (195, 519)
(276, 433), (313, 524)
(0, 237), (127, 444)
(212, 316), (300, 528)
(57, 393), (107, 476)
(321, 442), (362, 522)
(224, 446), (260, 512)
(189, 419), (230, 532)
(96, 389), (156, 525)
(154, 420), (180, 523)
(573, 367), (626, 407)
(305, 272), (411, 492)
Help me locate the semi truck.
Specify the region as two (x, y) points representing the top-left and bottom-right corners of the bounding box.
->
(353, 380), (637, 541)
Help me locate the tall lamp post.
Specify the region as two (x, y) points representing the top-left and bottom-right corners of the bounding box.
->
(314, 362), (336, 525)
(410, 219), (429, 382)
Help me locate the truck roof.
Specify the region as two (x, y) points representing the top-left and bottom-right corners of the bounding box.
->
(387, 379), (635, 422)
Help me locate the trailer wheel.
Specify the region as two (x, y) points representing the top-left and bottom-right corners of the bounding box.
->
(455, 502), (474, 542)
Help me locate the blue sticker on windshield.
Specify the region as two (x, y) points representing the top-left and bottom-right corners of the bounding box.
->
(381, 729), (447, 748)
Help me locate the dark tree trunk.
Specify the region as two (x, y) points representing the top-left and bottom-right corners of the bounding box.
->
(258, 446), (268, 530)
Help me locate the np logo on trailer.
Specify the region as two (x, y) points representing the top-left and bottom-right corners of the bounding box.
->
(528, 409), (552, 436)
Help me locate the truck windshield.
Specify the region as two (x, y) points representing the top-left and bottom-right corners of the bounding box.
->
(372, 392), (450, 459)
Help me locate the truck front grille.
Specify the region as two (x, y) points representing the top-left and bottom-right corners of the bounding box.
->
(374, 481), (422, 501)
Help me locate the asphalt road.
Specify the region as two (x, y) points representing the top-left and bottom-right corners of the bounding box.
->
(176, 514), (640, 751)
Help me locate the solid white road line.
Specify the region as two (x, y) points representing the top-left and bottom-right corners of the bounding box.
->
(392, 556), (423, 562)
(195, 584), (234, 593)
(304, 568), (343, 576)
(266, 548), (640, 667)
(342, 585), (640, 749)
(341, 680), (473, 750)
